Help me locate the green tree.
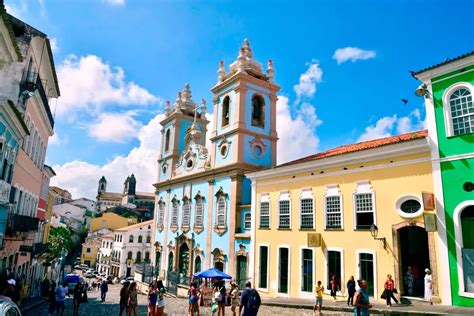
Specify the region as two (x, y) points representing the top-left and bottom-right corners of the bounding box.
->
(47, 226), (74, 259)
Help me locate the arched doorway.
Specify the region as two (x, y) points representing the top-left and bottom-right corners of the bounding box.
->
(194, 256), (202, 273)
(168, 252), (174, 272)
(178, 243), (190, 276)
(236, 255), (247, 288)
(459, 205), (474, 293)
(398, 225), (430, 297)
(155, 252), (161, 276)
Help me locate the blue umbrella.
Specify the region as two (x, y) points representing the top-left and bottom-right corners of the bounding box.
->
(193, 268), (232, 279)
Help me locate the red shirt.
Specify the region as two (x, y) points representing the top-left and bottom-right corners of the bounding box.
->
(385, 280), (394, 290)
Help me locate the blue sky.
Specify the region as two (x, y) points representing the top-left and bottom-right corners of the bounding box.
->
(5, 0), (473, 199)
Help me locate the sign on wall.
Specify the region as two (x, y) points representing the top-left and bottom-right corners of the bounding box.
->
(424, 213), (437, 232)
(422, 192), (435, 211)
(308, 233), (321, 247)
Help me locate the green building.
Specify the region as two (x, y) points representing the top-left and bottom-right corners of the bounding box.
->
(414, 52), (474, 306)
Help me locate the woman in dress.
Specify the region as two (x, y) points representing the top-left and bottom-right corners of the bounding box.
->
(147, 280), (158, 316)
(229, 282), (240, 316)
(346, 276), (356, 306)
(424, 269), (433, 305)
(213, 280), (226, 316)
(128, 282), (139, 316)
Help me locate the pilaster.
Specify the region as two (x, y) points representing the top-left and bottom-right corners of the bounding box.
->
(206, 179), (215, 268)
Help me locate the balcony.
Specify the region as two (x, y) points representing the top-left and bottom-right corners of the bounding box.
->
(35, 76), (55, 129)
(0, 180), (11, 205)
(5, 214), (39, 236)
(33, 242), (47, 256)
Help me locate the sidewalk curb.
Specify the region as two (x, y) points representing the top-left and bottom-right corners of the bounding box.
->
(261, 301), (449, 315)
(20, 299), (48, 314)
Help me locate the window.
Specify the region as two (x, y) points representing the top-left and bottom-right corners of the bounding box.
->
(327, 250), (342, 294)
(136, 252), (142, 263)
(251, 94), (265, 128)
(258, 246), (268, 289)
(244, 213), (251, 230)
(278, 247), (289, 293)
(129, 235), (134, 243)
(138, 236), (143, 243)
(157, 201), (165, 227)
(401, 200), (421, 213)
(216, 196), (226, 227)
(358, 252), (375, 297)
(86, 248), (91, 253)
(300, 198), (314, 229)
(194, 196), (204, 227)
(127, 251), (132, 260)
(146, 236), (151, 243)
(259, 201), (270, 228)
(168, 252), (174, 271)
(171, 200), (179, 227)
(194, 256), (202, 273)
(222, 96), (230, 127)
(145, 251), (150, 263)
(449, 88), (474, 136)
(182, 199), (191, 227)
(165, 129), (170, 152)
(302, 249), (313, 292)
(326, 196), (342, 229)
(396, 196), (423, 218)
(278, 192), (291, 229)
(460, 206), (474, 293)
(355, 193), (375, 229)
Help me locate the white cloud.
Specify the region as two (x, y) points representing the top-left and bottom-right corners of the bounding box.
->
(102, 0), (125, 6)
(293, 61), (323, 101)
(357, 109), (425, 142)
(276, 96), (320, 164)
(333, 47), (376, 65)
(56, 54), (161, 119)
(5, 1), (28, 19)
(49, 132), (67, 146)
(88, 111), (143, 143)
(49, 38), (59, 53)
(51, 114), (165, 199)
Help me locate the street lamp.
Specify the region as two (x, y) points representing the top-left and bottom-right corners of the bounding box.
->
(370, 224), (387, 249)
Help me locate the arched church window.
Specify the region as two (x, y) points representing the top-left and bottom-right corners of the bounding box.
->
(217, 196), (226, 227)
(165, 129), (170, 152)
(138, 235), (143, 243)
(182, 198), (191, 227)
(136, 251), (142, 263)
(194, 196), (204, 228)
(251, 94), (265, 128)
(129, 235), (134, 243)
(222, 96), (230, 127)
(171, 200), (179, 227)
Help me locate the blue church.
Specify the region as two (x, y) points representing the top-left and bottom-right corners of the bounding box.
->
(152, 39), (279, 286)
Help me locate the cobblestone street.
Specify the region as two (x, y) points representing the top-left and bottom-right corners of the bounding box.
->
(23, 283), (351, 316)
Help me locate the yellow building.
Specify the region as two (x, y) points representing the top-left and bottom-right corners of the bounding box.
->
(89, 211), (135, 233)
(42, 190), (55, 244)
(81, 236), (102, 268)
(248, 130), (444, 303)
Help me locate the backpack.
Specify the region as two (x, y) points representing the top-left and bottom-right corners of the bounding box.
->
(246, 289), (260, 310)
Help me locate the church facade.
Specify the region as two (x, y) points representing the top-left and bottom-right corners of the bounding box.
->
(152, 39), (279, 285)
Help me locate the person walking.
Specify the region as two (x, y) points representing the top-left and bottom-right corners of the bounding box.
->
(384, 274), (399, 307)
(47, 281), (57, 316)
(239, 281), (261, 316)
(424, 269), (433, 305)
(100, 278), (108, 302)
(119, 281), (130, 316)
(147, 280), (158, 316)
(330, 275), (338, 300)
(313, 280), (324, 314)
(128, 282), (138, 316)
(188, 281), (200, 316)
(229, 282), (240, 316)
(347, 276), (356, 306)
(156, 287), (166, 316)
(214, 280), (226, 316)
(353, 279), (372, 316)
(73, 283), (87, 316)
(55, 282), (68, 316)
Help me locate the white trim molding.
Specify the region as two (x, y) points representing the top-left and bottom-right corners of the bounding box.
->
(395, 195), (423, 219)
(324, 185), (344, 230)
(299, 188), (315, 230)
(256, 243), (270, 293)
(324, 247), (345, 296)
(441, 82), (473, 137)
(276, 244), (291, 297)
(299, 246), (316, 298)
(355, 249), (378, 299)
(453, 200), (474, 299)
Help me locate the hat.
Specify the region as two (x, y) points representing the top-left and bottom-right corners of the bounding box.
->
(425, 268), (430, 273)
(7, 279), (16, 286)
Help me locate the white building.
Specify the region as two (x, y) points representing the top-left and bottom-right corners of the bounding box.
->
(110, 220), (153, 278)
(52, 203), (86, 232)
(71, 198), (96, 214)
(96, 233), (114, 275)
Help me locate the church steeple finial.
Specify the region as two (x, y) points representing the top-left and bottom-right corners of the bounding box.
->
(218, 60), (226, 82)
(242, 38), (253, 59)
(267, 59), (274, 82)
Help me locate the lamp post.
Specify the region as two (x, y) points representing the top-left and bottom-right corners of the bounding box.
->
(370, 224), (387, 249)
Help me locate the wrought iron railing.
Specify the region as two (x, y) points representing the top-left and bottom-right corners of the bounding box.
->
(5, 213), (39, 235)
(35, 76), (54, 129)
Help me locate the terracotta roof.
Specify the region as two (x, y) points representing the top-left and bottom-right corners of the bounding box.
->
(116, 220), (153, 232)
(411, 51), (474, 76)
(98, 192), (122, 200)
(279, 130), (428, 168)
(136, 192), (155, 197)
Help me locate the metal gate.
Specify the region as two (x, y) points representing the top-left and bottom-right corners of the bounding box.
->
(167, 271), (179, 296)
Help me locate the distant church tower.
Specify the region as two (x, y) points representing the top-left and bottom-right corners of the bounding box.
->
(124, 174), (137, 195)
(210, 38), (279, 168)
(98, 176), (107, 194)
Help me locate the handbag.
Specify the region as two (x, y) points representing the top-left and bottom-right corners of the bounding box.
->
(393, 288), (398, 294)
(380, 289), (387, 300)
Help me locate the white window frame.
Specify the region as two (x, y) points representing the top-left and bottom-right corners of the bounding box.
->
(216, 195), (227, 227)
(453, 200), (474, 298)
(355, 249), (377, 298)
(324, 185), (344, 229)
(157, 199), (165, 226)
(395, 195), (423, 219)
(244, 212), (251, 230)
(324, 247), (345, 295)
(182, 197), (191, 227)
(442, 82), (474, 137)
(194, 195), (204, 227)
(171, 198), (179, 227)
(276, 245), (291, 297)
(353, 181), (376, 230)
(257, 244), (270, 292)
(299, 246), (315, 298)
(278, 191), (291, 229)
(259, 193), (270, 229)
(299, 188), (314, 229)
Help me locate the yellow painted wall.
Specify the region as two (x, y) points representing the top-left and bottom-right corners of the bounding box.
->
(253, 152), (444, 303)
(90, 212), (130, 232)
(42, 192), (54, 244)
(81, 239), (101, 268)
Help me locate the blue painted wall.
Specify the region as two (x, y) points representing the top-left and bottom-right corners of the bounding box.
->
(241, 177), (251, 205)
(244, 85), (271, 135)
(214, 134), (235, 167)
(215, 86), (237, 137)
(243, 135), (272, 167)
